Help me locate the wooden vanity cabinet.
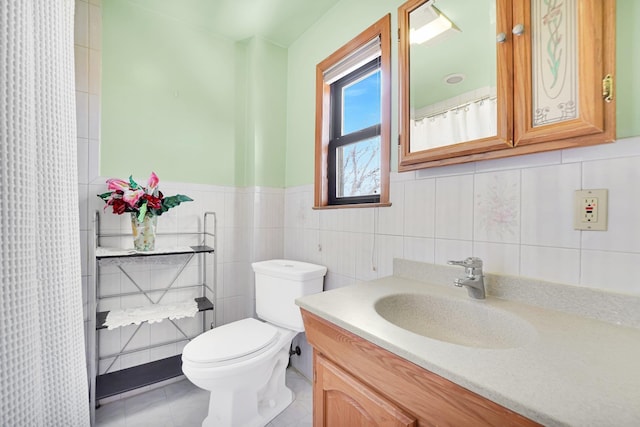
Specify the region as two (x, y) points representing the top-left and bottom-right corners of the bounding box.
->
(302, 309), (540, 427)
(315, 355), (417, 426)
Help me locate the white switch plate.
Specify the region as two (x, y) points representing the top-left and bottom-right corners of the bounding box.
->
(574, 189), (608, 231)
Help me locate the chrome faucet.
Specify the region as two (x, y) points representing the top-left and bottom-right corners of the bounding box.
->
(447, 257), (486, 299)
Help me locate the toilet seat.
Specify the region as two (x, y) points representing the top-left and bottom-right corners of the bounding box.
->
(183, 318), (280, 365)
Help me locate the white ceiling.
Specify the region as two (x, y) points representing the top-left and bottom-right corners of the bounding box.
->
(127, 0), (342, 47)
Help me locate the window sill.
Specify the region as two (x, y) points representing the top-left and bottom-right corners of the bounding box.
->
(313, 202), (392, 210)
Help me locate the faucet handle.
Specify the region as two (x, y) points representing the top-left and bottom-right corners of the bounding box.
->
(448, 257), (483, 277)
(447, 257), (483, 268)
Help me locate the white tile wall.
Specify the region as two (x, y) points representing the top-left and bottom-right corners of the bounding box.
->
(581, 156), (640, 253)
(375, 235), (404, 278)
(377, 181), (404, 236)
(283, 136), (640, 296)
(76, 0), (100, 385)
(403, 179), (435, 238)
(434, 238), (473, 265)
(581, 250), (640, 294)
(435, 174), (474, 240)
(402, 236), (435, 263)
(521, 163), (581, 248)
(74, 1), (89, 48)
(474, 169), (520, 244)
(472, 242), (520, 276)
(520, 245), (581, 285)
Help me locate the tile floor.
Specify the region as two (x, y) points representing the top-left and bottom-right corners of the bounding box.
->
(95, 368), (313, 427)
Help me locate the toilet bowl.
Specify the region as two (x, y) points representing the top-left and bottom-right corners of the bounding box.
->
(182, 319), (296, 426)
(182, 259), (327, 427)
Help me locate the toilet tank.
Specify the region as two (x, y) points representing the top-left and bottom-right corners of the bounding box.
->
(252, 259), (327, 332)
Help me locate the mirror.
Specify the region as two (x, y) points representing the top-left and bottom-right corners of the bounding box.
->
(398, 0), (512, 170)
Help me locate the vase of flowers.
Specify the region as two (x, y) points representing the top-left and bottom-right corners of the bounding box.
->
(130, 214), (157, 251)
(97, 172), (192, 251)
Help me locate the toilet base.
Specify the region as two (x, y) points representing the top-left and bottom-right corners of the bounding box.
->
(258, 388), (294, 426)
(198, 332), (295, 427)
(202, 388), (293, 427)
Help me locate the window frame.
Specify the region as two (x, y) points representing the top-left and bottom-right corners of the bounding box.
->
(329, 58), (382, 205)
(314, 14), (391, 209)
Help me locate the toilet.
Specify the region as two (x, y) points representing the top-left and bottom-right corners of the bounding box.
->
(181, 259), (327, 427)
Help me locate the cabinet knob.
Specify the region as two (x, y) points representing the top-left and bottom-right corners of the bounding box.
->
(512, 24), (525, 36)
(496, 32), (507, 43)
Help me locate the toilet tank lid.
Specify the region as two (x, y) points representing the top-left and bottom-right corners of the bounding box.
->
(252, 259), (327, 281)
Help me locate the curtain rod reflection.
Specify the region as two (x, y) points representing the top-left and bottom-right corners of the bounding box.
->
(415, 95), (497, 121)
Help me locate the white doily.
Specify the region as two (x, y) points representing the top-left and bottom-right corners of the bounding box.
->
(105, 300), (199, 330)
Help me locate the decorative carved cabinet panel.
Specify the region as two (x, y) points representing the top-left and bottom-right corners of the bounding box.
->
(398, 0), (615, 171)
(513, 0), (614, 148)
(314, 354), (417, 427)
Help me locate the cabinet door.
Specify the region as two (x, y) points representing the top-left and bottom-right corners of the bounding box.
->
(398, 0), (514, 171)
(513, 0), (615, 147)
(314, 355), (417, 427)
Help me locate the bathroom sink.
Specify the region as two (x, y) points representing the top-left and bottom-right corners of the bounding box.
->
(374, 294), (534, 349)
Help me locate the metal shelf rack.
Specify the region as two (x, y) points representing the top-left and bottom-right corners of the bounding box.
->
(89, 211), (217, 425)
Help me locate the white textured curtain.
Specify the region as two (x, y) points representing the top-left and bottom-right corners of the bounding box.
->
(411, 97), (498, 151)
(1, 1), (90, 425)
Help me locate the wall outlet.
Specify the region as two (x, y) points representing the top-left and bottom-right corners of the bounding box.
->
(574, 189), (608, 231)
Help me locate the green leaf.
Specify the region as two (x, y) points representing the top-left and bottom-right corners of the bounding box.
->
(137, 202), (147, 221)
(129, 175), (140, 190)
(97, 192), (112, 200)
(156, 194), (193, 215)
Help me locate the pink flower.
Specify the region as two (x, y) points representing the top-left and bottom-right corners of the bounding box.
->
(98, 172), (191, 217)
(123, 188), (145, 208)
(146, 172), (159, 195)
(106, 178), (129, 192)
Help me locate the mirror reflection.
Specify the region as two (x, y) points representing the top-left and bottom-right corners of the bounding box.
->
(409, 0), (497, 152)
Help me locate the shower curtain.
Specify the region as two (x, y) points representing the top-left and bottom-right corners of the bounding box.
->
(411, 97), (498, 151)
(1, 1), (90, 425)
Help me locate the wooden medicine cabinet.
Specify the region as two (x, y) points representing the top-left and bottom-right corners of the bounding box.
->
(398, 0), (615, 171)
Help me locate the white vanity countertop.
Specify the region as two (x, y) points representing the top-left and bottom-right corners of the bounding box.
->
(296, 276), (640, 426)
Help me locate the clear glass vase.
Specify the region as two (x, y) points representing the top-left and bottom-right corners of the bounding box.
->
(130, 213), (157, 251)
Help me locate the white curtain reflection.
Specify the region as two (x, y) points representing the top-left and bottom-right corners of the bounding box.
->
(411, 97), (497, 151)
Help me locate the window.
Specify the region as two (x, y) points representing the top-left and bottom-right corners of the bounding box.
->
(314, 15), (391, 208)
(329, 58), (381, 204)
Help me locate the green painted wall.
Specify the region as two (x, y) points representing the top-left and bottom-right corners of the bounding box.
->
(101, 0), (288, 187)
(102, 0), (639, 188)
(234, 40), (249, 186)
(616, 0), (640, 138)
(101, 0), (238, 185)
(243, 38), (288, 187)
(285, 0), (640, 186)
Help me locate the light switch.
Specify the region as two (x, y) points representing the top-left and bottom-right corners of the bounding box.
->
(574, 189), (608, 231)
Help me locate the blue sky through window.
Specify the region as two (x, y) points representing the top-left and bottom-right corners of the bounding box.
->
(342, 69), (381, 135)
